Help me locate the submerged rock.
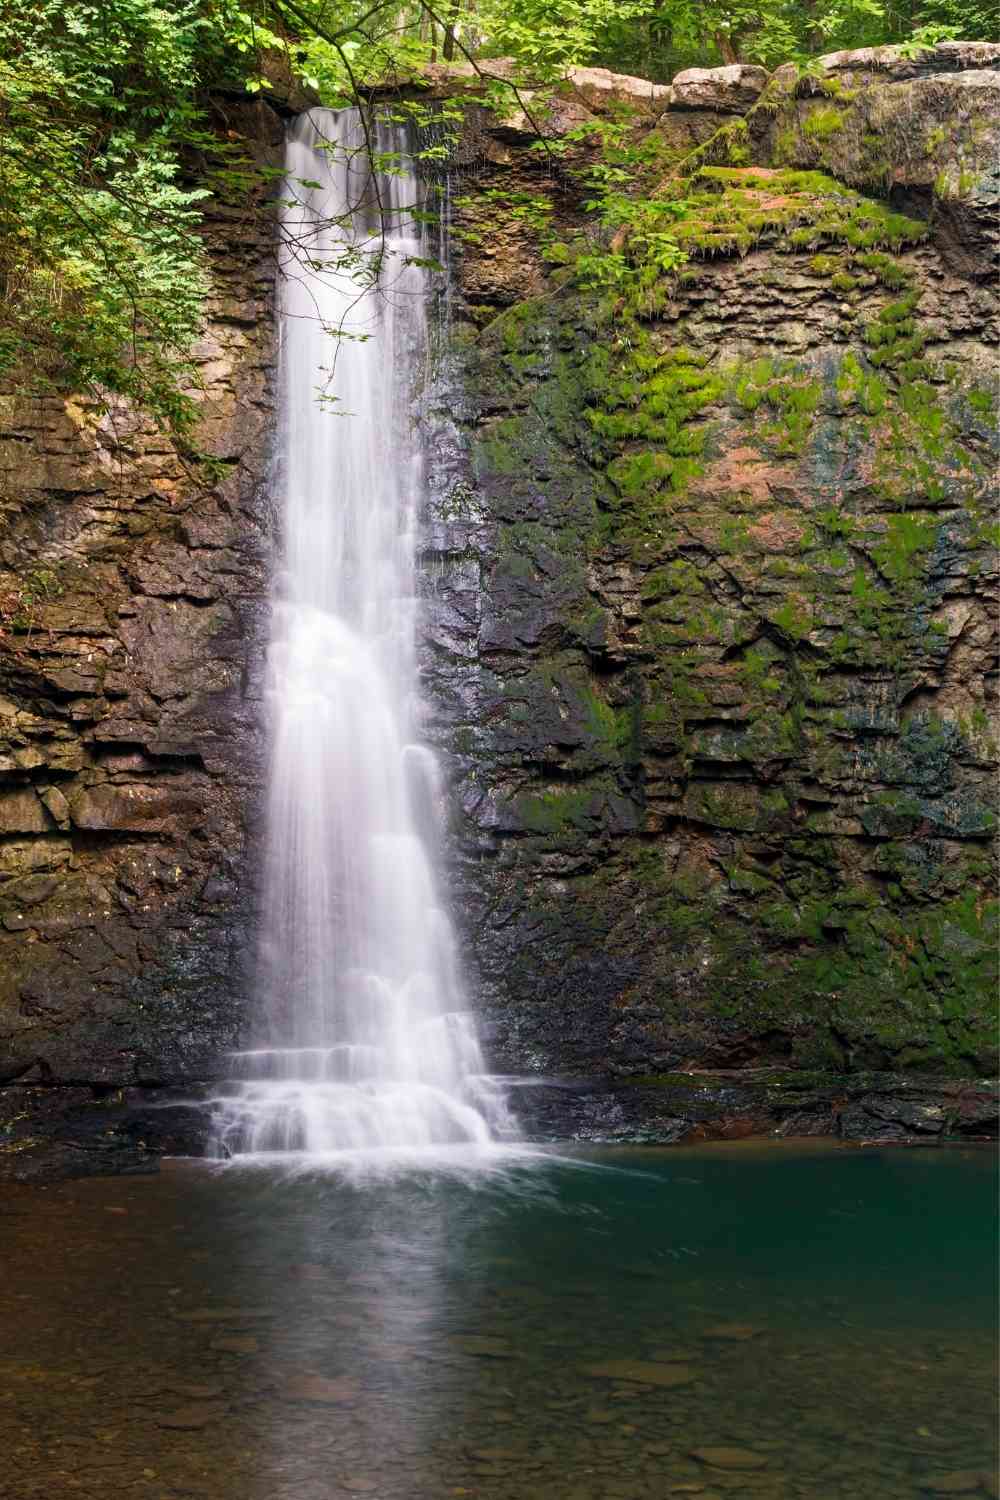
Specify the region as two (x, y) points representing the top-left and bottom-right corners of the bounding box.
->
(155, 1403), (228, 1430)
(173, 1307), (269, 1324)
(210, 1336), (259, 1355)
(451, 1335), (517, 1358)
(581, 1360), (695, 1388)
(920, 1474), (996, 1496)
(279, 1374), (360, 1405)
(690, 1446), (771, 1470)
(702, 1324), (766, 1342)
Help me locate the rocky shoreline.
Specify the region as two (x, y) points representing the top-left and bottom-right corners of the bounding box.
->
(1, 1068), (995, 1182)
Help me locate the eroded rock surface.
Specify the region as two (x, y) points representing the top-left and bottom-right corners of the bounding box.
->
(420, 43), (998, 1114)
(2, 49), (997, 1173)
(0, 99), (283, 1170)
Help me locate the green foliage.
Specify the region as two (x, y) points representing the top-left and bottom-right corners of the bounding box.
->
(453, 187), (555, 251)
(474, 0), (652, 75)
(0, 0), (227, 437)
(863, 291), (927, 367)
(0, 565), (65, 635)
(584, 0), (997, 81)
(554, 117), (699, 315)
(517, 784), (605, 833)
(653, 168), (927, 263)
(872, 512), (940, 584)
(815, 504), (858, 539)
(730, 357), (821, 453)
(966, 387), (996, 421)
(836, 352), (887, 414)
(856, 251), (912, 288)
(802, 105), (846, 140)
(587, 344), (723, 505)
(875, 373), (983, 509)
(770, 596), (815, 641)
(582, 684), (635, 755)
(893, 19), (962, 54)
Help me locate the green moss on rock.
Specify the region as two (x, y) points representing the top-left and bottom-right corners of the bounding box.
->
(452, 90), (997, 1087)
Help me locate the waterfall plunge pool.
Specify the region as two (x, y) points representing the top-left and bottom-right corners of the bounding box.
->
(1, 1141), (995, 1500)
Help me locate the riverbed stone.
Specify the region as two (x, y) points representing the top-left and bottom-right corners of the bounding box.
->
(210, 1336), (259, 1354)
(155, 1403), (227, 1430)
(174, 1307), (269, 1323)
(702, 1324), (766, 1342)
(280, 1374), (360, 1404)
(451, 1335), (516, 1358)
(165, 1382), (226, 1400)
(582, 1360), (695, 1388)
(920, 1474), (994, 1495)
(690, 1447), (770, 1471)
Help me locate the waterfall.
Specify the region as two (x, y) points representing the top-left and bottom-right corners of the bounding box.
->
(210, 108), (511, 1165)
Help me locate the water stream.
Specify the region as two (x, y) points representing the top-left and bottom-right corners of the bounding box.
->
(210, 109), (510, 1165)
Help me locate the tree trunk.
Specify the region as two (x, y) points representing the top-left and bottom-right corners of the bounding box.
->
(713, 28), (740, 65)
(442, 0), (460, 61)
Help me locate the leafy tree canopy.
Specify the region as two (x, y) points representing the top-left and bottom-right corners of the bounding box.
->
(0, 0), (994, 439)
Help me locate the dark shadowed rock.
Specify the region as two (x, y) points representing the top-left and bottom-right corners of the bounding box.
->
(0, 99), (279, 1163)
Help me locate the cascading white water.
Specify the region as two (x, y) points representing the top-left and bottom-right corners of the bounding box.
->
(210, 108), (511, 1164)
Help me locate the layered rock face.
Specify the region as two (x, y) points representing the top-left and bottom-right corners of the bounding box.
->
(1, 49), (996, 1175)
(0, 101), (283, 1174)
(421, 43), (999, 1136)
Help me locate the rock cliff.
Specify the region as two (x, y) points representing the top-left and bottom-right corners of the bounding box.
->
(420, 42), (999, 1139)
(1, 47), (996, 1174)
(0, 99), (282, 1175)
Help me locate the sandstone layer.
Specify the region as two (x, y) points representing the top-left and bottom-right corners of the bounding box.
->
(0, 100), (283, 1175)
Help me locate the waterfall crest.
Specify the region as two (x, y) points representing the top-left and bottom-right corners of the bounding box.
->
(210, 108), (511, 1165)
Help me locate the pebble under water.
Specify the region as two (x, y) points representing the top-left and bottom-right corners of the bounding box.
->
(0, 1143), (996, 1500)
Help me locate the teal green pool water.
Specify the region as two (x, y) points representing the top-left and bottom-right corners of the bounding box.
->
(1, 1142), (995, 1500)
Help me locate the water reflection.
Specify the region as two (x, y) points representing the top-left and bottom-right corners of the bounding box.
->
(1, 1144), (996, 1500)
